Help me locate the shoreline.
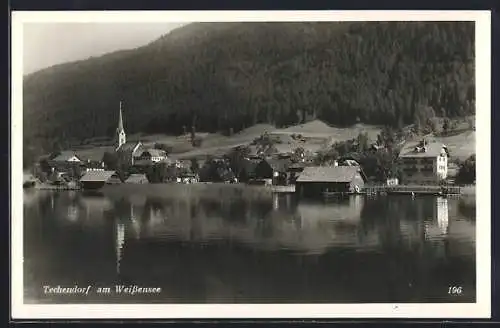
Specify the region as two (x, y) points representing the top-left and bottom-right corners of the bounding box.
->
(25, 182), (476, 201)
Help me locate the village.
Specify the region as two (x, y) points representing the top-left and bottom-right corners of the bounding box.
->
(23, 102), (475, 199)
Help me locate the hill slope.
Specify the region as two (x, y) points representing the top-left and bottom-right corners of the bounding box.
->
(23, 21), (475, 157)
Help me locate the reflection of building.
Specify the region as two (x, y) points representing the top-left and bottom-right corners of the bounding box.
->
(297, 196), (364, 224)
(67, 204), (79, 222)
(424, 197), (449, 240)
(80, 195), (112, 219)
(116, 222), (125, 274)
(436, 198), (449, 235)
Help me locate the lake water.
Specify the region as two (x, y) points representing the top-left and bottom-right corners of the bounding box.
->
(23, 189), (476, 304)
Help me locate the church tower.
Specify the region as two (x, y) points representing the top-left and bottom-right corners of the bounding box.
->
(116, 101), (126, 150)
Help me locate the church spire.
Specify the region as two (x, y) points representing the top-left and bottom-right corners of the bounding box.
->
(116, 101), (127, 150)
(118, 101), (124, 132)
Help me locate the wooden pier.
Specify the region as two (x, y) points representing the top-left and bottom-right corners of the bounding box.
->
(363, 185), (461, 196)
(270, 185), (296, 193)
(35, 184), (82, 191)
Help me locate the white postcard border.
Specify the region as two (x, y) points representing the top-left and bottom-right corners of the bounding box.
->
(11, 10), (491, 319)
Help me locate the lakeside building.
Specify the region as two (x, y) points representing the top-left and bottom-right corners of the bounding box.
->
(296, 166), (367, 198)
(47, 151), (83, 173)
(254, 158), (291, 185)
(398, 139), (449, 184)
(79, 170), (118, 190)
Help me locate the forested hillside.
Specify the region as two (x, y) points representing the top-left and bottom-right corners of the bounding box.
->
(23, 21), (475, 157)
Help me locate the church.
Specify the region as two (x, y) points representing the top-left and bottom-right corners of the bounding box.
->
(115, 102), (167, 167)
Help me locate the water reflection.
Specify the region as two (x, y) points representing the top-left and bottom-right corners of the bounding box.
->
(116, 222), (125, 274)
(23, 190), (476, 303)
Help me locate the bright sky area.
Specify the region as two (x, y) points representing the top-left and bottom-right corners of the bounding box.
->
(23, 22), (186, 74)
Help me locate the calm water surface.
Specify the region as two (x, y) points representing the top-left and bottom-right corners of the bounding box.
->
(23, 189), (476, 303)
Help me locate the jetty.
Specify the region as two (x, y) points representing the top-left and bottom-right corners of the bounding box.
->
(35, 183), (81, 191)
(270, 185), (296, 193)
(363, 185), (461, 196)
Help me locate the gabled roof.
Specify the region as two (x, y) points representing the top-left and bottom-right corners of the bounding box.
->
(141, 148), (167, 158)
(242, 158), (260, 174)
(50, 151), (82, 162)
(80, 170), (116, 182)
(117, 141), (143, 153)
(399, 141), (448, 158)
(296, 166), (365, 183)
(264, 158), (291, 172)
(75, 146), (114, 162)
(274, 143), (294, 154)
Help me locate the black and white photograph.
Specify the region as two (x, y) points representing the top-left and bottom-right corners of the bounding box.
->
(11, 10), (491, 319)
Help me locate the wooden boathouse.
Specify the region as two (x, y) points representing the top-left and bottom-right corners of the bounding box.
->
(80, 170), (118, 190)
(296, 166), (367, 198)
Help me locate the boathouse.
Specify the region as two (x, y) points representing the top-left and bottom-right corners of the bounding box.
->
(80, 170), (117, 190)
(296, 166), (367, 198)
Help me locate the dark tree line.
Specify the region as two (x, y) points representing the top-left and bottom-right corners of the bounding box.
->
(23, 22), (474, 161)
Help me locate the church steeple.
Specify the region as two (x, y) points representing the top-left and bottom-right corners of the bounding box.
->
(116, 101), (126, 150)
(118, 101), (124, 132)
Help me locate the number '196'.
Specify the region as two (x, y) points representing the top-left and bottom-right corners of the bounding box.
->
(448, 286), (463, 295)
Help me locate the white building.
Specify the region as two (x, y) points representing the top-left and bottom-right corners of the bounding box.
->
(398, 139), (449, 184)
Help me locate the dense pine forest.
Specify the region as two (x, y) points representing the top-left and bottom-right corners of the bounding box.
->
(23, 21), (475, 157)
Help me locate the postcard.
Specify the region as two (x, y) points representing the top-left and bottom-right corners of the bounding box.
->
(11, 10), (491, 319)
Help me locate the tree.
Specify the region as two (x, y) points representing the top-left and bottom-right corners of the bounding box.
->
(442, 117), (451, 135)
(456, 154), (475, 184)
(190, 158), (200, 174)
(314, 147), (339, 166)
(226, 146), (251, 179)
(356, 132), (370, 152)
(102, 152), (119, 170)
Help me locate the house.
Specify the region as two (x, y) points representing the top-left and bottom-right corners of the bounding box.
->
(287, 162), (309, 184)
(240, 158), (261, 182)
(338, 158), (360, 167)
(244, 146), (262, 160)
(398, 139), (449, 184)
(254, 158), (291, 185)
(386, 178), (399, 186)
(79, 170), (117, 190)
(125, 174), (149, 184)
(23, 172), (38, 188)
(116, 141), (144, 166)
(296, 166), (367, 198)
(76, 148), (110, 172)
(47, 151), (84, 174)
(177, 172), (199, 184)
(135, 149), (167, 164)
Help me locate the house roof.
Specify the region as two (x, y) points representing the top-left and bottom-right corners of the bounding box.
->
(399, 141), (448, 158)
(265, 158), (291, 172)
(277, 143), (294, 153)
(147, 149), (167, 157)
(117, 141), (143, 153)
(80, 170), (116, 182)
(75, 146), (114, 162)
(338, 159), (360, 166)
(125, 174), (149, 183)
(242, 159), (260, 174)
(51, 151), (82, 162)
(296, 166), (364, 183)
